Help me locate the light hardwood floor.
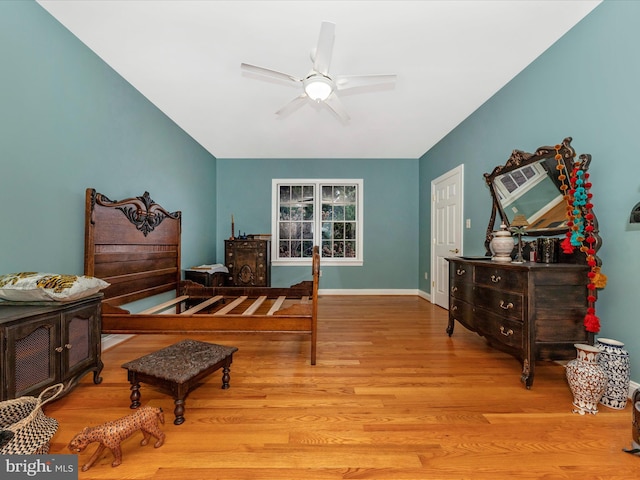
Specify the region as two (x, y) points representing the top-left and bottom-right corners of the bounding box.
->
(45, 296), (638, 479)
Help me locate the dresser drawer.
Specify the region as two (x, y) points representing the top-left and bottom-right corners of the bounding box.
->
(450, 282), (474, 303)
(474, 265), (526, 293)
(449, 261), (473, 302)
(449, 262), (473, 284)
(449, 297), (474, 331)
(475, 285), (524, 321)
(476, 311), (524, 351)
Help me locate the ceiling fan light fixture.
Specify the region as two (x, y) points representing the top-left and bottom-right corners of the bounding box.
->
(303, 75), (333, 101)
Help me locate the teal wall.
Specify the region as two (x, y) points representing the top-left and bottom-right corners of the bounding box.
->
(419, 0), (640, 383)
(217, 158), (418, 288)
(0, 2), (217, 284)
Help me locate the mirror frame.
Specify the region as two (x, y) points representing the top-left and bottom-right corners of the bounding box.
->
(483, 137), (601, 262)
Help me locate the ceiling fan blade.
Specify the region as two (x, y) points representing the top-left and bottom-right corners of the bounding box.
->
(275, 94), (308, 117)
(241, 63), (301, 84)
(323, 92), (350, 122)
(335, 74), (397, 91)
(312, 22), (335, 75)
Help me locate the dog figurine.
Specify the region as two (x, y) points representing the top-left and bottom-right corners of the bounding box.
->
(68, 406), (165, 471)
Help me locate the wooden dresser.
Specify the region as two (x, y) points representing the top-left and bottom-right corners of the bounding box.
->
(225, 239), (271, 287)
(446, 257), (592, 388)
(0, 294), (103, 400)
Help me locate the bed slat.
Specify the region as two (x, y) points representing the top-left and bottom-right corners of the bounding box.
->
(242, 296), (267, 316)
(267, 296), (287, 316)
(180, 295), (224, 316)
(139, 295), (189, 314)
(214, 296), (248, 315)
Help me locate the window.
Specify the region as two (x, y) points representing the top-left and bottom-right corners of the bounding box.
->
(494, 163), (547, 203)
(272, 179), (363, 266)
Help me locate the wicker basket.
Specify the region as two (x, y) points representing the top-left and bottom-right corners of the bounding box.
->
(0, 383), (64, 455)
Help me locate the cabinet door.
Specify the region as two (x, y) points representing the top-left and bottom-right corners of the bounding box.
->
(5, 314), (59, 399)
(61, 303), (100, 381)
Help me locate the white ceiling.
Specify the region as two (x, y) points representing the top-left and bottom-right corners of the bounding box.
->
(36, 0), (601, 159)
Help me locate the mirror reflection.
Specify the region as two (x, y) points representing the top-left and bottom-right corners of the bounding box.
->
(493, 158), (567, 231)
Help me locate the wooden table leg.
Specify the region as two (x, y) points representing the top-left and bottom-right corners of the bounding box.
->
(129, 380), (141, 409)
(221, 362), (232, 390)
(173, 398), (185, 425)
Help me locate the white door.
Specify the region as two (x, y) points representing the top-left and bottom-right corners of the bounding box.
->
(431, 165), (464, 309)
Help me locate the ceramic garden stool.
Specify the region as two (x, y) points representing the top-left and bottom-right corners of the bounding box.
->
(122, 339), (238, 425)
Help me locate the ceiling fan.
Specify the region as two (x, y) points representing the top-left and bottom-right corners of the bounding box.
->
(241, 22), (397, 122)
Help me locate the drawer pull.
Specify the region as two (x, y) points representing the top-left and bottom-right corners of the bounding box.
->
(499, 300), (514, 310)
(451, 286), (458, 293)
(55, 346), (64, 353)
(500, 326), (514, 336)
(491, 275), (501, 283)
(451, 305), (458, 312)
(456, 268), (466, 276)
(65, 344), (72, 350)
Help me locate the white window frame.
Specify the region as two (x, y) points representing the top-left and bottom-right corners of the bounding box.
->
(494, 162), (547, 205)
(271, 179), (364, 267)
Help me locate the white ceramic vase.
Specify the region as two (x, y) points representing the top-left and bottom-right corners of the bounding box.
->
(490, 224), (513, 263)
(565, 343), (607, 415)
(596, 338), (631, 409)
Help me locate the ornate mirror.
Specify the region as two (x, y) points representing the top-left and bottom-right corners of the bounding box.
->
(483, 137), (601, 260)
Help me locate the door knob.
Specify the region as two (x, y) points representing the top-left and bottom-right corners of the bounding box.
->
(449, 248), (459, 254)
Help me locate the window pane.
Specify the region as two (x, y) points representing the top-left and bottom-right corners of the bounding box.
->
(333, 222), (344, 240)
(345, 204), (356, 221)
(334, 205), (344, 221)
(279, 241), (290, 257)
(322, 185), (332, 202)
(322, 204), (332, 220)
(292, 185), (303, 202)
(321, 222), (331, 239)
(291, 240), (302, 257)
(511, 170), (527, 187)
(345, 185), (356, 202)
(292, 222), (301, 239)
(303, 185), (314, 201)
(302, 221), (314, 239)
(279, 206), (290, 221)
(322, 241), (332, 257)
(333, 241), (344, 257)
(345, 241), (356, 257)
(345, 222), (356, 239)
(279, 222), (290, 239)
(303, 241), (314, 257)
(303, 205), (313, 220)
(279, 186), (290, 203)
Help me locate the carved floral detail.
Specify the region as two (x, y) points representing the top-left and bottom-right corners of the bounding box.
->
(94, 191), (181, 237)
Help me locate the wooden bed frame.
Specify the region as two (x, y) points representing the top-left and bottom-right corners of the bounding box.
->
(84, 188), (319, 364)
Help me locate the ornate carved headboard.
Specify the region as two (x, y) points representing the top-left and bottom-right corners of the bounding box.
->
(84, 188), (182, 306)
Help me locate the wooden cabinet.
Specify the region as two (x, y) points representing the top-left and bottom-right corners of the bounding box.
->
(446, 258), (592, 388)
(0, 295), (103, 400)
(225, 239), (271, 287)
(184, 270), (227, 287)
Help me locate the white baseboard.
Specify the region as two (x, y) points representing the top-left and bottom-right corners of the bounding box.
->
(318, 288), (423, 296)
(418, 290), (432, 302)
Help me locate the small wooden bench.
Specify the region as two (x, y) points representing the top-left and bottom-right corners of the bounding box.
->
(122, 339), (238, 425)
